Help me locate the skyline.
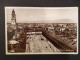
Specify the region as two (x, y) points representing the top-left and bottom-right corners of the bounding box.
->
(5, 7), (78, 23)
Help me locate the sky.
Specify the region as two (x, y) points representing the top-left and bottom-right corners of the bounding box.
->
(5, 7), (78, 23)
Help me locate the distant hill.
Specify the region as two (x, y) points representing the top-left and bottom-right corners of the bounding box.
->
(7, 19), (77, 23)
(52, 19), (76, 23)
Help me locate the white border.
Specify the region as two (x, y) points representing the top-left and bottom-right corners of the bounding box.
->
(5, 7), (78, 55)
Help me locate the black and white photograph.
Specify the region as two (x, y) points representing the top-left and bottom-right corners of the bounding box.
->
(5, 7), (78, 54)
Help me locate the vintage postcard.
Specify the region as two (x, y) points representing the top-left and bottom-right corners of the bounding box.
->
(5, 7), (78, 55)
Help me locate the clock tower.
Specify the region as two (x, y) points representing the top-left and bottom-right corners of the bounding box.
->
(11, 9), (17, 30)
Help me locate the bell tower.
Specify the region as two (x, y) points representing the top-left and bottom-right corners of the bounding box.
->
(11, 9), (16, 25)
(11, 9), (17, 30)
